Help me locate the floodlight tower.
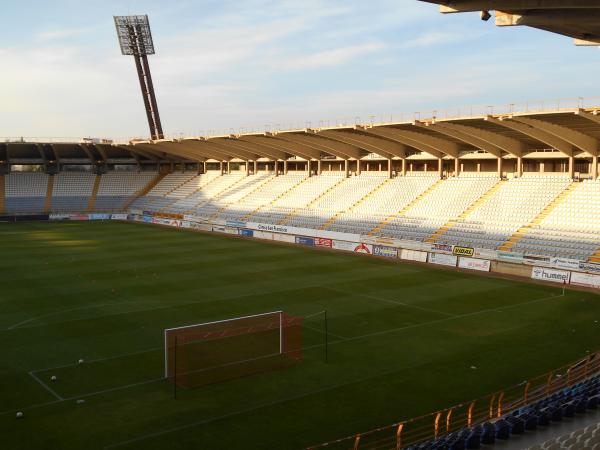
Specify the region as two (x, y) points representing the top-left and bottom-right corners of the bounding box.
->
(114, 15), (164, 140)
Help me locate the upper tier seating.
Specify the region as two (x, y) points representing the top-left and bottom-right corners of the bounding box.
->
(51, 172), (97, 212)
(94, 171), (157, 211)
(438, 175), (572, 250)
(378, 174), (499, 242)
(5, 172), (49, 213)
(513, 179), (600, 260)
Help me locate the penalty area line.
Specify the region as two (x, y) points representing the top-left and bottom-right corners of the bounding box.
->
(28, 371), (64, 401)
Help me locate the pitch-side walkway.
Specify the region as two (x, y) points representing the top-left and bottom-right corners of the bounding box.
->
(491, 409), (600, 449)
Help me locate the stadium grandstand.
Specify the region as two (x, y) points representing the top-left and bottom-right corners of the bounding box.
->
(4, 2), (600, 450)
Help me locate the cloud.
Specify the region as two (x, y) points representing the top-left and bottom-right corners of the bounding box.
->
(36, 27), (94, 42)
(280, 42), (386, 70)
(401, 30), (476, 48)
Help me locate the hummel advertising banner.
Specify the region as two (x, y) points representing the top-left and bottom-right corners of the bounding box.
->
(531, 267), (570, 284)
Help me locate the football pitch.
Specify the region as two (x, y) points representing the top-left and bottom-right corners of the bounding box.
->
(2, 221), (600, 450)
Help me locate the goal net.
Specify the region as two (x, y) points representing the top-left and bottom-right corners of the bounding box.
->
(164, 311), (304, 388)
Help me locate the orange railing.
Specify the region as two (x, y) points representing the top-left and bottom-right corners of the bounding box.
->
(308, 350), (600, 450)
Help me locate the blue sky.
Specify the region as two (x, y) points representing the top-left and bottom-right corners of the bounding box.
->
(0, 0), (598, 140)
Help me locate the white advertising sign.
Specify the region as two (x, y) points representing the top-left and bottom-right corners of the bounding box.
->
(399, 249), (428, 263)
(428, 253), (457, 267)
(458, 257), (491, 272)
(570, 271), (600, 289)
(531, 266), (570, 284)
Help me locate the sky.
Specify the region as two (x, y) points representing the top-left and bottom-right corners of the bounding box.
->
(0, 0), (598, 141)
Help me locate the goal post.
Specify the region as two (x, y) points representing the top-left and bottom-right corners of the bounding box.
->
(164, 311), (304, 388)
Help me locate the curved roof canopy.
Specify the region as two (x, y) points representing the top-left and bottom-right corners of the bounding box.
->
(419, 0), (600, 45)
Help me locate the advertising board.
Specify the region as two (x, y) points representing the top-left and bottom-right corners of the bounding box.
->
(531, 266), (570, 284)
(458, 257), (491, 272)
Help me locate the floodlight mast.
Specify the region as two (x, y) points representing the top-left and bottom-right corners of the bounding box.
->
(114, 15), (164, 140)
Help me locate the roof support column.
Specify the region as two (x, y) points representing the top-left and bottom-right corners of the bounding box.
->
(497, 157), (502, 178)
(246, 160), (250, 176)
(274, 160), (279, 177)
(593, 155), (598, 180)
(517, 156), (523, 177)
(284, 159), (288, 175)
(438, 157), (443, 178)
(220, 161), (224, 175)
(357, 159), (362, 175)
(568, 156), (575, 178)
(202, 161), (206, 174)
(344, 159), (349, 177)
(317, 159), (321, 176)
(401, 159), (406, 176)
(454, 157), (460, 177)
(253, 160), (257, 175)
(387, 158), (392, 179)
(227, 161), (231, 174)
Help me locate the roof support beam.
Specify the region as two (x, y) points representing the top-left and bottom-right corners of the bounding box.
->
(277, 133), (363, 159)
(414, 122), (501, 157)
(427, 122), (524, 156)
(362, 127), (458, 158)
(239, 135), (321, 161)
(213, 138), (287, 161)
(485, 116), (575, 156)
(511, 116), (598, 155)
(317, 130), (406, 159)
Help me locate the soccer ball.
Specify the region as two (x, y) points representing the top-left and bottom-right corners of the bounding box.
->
(16, 412), (23, 418)
(78, 359), (84, 364)
(51, 375), (57, 382)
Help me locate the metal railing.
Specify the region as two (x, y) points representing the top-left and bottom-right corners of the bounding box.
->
(307, 349), (600, 450)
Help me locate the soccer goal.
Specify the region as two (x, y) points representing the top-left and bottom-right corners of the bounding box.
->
(164, 311), (305, 388)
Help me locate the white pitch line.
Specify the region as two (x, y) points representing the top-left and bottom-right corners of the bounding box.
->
(4, 290), (567, 419)
(28, 371), (64, 401)
(329, 287), (457, 318)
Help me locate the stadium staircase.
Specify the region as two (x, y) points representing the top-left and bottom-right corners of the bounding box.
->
(279, 177), (347, 225)
(320, 178), (391, 230)
(0, 175), (4, 214)
(243, 176), (310, 221)
(427, 179), (504, 243)
(86, 175), (102, 212)
(498, 181), (577, 251)
(369, 178), (444, 236)
(122, 172), (167, 211)
(589, 248), (600, 263)
(43, 175), (54, 213)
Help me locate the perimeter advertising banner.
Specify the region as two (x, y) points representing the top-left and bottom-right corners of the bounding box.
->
(111, 214), (128, 220)
(497, 251), (524, 263)
(296, 236), (315, 246)
(452, 246), (474, 257)
(49, 214), (70, 220)
(273, 233), (295, 243)
(400, 249), (428, 262)
(579, 262), (600, 273)
(549, 257), (580, 270)
(531, 266), (570, 284)
(373, 245), (398, 258)
(428, 253), (457, 267)
(239, 229), (254, 237)
(315, 238), (333, 248)
(332, 240), (373, 254)
(458, 257), (491, 272)
(254, 230), (274, 240)
(570, 271), (600, 289)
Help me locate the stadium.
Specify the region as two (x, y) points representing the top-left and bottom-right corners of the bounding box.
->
(3, 1), (600, 449)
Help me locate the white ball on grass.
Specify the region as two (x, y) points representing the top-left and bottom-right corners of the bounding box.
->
(16, 411), (23, 418)
(78, 359), (84, 364)
(51, 375), (57, 382)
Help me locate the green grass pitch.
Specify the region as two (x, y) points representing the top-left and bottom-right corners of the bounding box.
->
(2, 221), (600, 450)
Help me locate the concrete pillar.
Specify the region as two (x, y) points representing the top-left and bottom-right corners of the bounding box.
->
(424, 162), (428, 173)
(401, 159), (406, 176)
(454, 157), (460, 177)
(387, 158), (392, 179)
(284, 159), (288, 175)
(517, 156), (523, 177)
(227, 161), (231, 174)
(317, 159), (322, 175)
(274, 161), (279, 177)
(344, 159), (349, 177)
(497, 157), (502, 178)
(476, 162), (481, 173)
(568, 156), (575, 178)
(409, 162), (413, 174)
(202, 161), (207, 174)
(357, 159), (361, 175)
(438, 157), (443, 178)
(593, 155), (598, 180)
(220, 161), (224, 175)
(253, 160), (257, 175)
(246, 161), (250, 176)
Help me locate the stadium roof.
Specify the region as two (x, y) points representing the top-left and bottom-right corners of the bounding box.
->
(419, 0), (600, 45)
(4, 101), (600, 164)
